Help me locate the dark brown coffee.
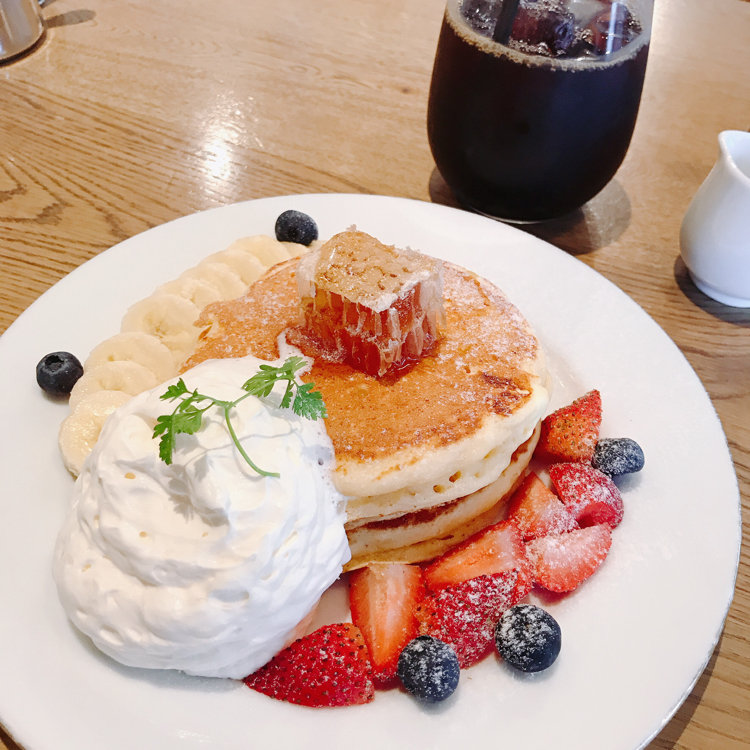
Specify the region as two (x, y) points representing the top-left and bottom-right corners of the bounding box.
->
(427, 0), (650, 221)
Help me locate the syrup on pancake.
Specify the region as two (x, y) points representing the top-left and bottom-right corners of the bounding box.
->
(183, 234), (550, 565)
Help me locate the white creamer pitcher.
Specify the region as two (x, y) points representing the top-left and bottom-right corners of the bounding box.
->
(680, 130), (750, 307)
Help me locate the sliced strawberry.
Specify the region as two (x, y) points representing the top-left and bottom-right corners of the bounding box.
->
(549, 462), (624, 528)
(423, 518), (532, 602)
(349, 562), (424, 688)
(416, 571), (519, 667)
(244, 623), (374, 707)
(506, 471), (579, 541)
(537, 389), (602, 463)
(527, 524), (612, 593)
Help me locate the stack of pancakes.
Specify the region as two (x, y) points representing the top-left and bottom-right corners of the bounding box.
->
(183, 234), (550, 570)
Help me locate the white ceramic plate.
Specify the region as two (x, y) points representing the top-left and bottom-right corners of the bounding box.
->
(0, 194), (740, 750)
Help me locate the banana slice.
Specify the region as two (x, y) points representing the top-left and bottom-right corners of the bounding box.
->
(85, 332), (176, 383)
(69, 360), (161, 412)
(224, 235), (291, 267)
(157, 276), (225, 311)
(58, 233), (306, 474)
(180, 262), (246, 300)
(120, 292), (200, 367)
(59, 390), (131, 477)
(203, 248), (267, 287)
(282, 240), (317, 258)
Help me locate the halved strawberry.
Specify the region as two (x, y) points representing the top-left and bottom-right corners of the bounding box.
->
(526, 524), (612, 593)
(416, 571), (519, 667)
(244, 623), (374, 707)
(349, 562), (424, 688)
(537, 390), (602, 463)
(506, 471), (579, 541)
(423, 519), (532, 602)
(549, 462), (624, 528)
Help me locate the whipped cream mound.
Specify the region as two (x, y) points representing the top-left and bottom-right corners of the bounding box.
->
(53, 354), (350, 679)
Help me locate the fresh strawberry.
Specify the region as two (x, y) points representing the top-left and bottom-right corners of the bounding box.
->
(537, 389), (602, 463)
(349, 562), (424, 688)
(526, 524), (612, 593)
(416, 571), (519, 667)
(549, 462), (624, 528)
(423, 519), (532, 602)
(506, 471), (579, 541)
(244, 623), (374, 707)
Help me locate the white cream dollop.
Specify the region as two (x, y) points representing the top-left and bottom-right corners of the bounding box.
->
(53, 354), (350, 679)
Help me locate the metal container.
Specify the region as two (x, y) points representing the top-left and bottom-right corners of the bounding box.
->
(0, 0), (44, 62)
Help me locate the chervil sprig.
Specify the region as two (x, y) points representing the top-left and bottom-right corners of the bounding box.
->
(242, 355), (327, 419)
(152, 356), (326, 476)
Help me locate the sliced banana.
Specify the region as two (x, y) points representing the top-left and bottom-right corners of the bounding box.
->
(224, 235), (291, 267)
(282, 239), (317, 258)
(203, 248), (267, 287)
(69, 360), (161, 412)
(59, 232), (300, 474)
(157, 275), (225, 311)
(59, 390), (131, 477)
(120, 292), (200, 368)
(85, 331), (176, 383)
(180, 261), (246, 300)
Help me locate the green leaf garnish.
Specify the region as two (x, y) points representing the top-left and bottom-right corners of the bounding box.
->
(152, 356), (326, 476)
(292, 381), (327, 420)
(242, 356), (327, 420)
(160, 378), (190, 401)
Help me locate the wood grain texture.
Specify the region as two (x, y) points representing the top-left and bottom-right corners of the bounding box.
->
(1, 0), (748, 748)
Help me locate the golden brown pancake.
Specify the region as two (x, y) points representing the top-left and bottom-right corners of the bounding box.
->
(184, 252), (549, 564)
(344, 425), (539, 570)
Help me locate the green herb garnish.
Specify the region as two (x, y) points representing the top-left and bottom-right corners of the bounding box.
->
(153, 356), (326, 477)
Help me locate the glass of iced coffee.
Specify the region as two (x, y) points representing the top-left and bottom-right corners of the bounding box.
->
(427, 0), (653, 222)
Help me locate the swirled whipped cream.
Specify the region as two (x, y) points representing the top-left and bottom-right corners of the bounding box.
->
(53, 354), (350, 679)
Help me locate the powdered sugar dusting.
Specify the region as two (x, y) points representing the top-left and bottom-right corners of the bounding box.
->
(497, 604), (562, 672)
(396, 635), (460, 702)
(185, 255), (547, 464)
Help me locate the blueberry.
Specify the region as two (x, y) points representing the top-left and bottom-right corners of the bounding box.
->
(274, 210), (318, 246)
(495, 604), (561, 673)
(592, 437), (645, 476)
(36, 351), (84, 397)
(396, 635), (460, 702)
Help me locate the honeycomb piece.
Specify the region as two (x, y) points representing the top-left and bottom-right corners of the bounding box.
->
(294, 230), (445, 377)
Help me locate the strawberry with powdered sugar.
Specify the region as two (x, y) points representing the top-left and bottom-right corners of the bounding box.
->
(243, 389), (644, 707)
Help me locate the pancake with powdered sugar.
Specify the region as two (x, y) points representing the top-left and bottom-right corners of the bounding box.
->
(184, 240), (550, 567)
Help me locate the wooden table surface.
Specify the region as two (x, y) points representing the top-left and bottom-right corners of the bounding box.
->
(1, 0), (748, 747)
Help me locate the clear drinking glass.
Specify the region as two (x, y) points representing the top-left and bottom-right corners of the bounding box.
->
(427, 0), (654, 222)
